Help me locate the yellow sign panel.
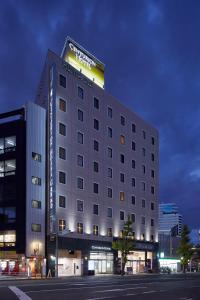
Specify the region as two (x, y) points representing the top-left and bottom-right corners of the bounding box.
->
(62, 38), (104, 89)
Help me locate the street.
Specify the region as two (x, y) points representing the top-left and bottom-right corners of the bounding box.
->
(0, 273), (200, 300)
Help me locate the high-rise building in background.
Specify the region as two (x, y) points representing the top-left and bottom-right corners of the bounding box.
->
(159, 203), (182, 236)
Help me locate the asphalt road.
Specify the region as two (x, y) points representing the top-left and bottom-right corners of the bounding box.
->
(0, 273), (200, 300)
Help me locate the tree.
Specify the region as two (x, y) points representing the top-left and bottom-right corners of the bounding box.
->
(177, 225), (192, 272)
(112, 215), (135, 275)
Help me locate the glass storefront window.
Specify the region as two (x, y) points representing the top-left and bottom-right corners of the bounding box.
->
(0, 139), (4, 154)
(5, 160), (16, 174)
(0, 230), (16, 247)
(5, 136), (16, 150)
(0, 161), (4, 177)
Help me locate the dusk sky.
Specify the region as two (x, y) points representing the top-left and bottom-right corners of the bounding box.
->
(0, 0), (200, 228)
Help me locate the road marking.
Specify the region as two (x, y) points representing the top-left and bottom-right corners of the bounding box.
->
(126, 293), (136, 296)
(9, 286), (32, 300)
(142, 290), (156, 294)
(94, 289), (123, 292)
(86, 297), (113, 300)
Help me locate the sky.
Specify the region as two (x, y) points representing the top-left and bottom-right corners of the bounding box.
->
(0, 0), (200, 228)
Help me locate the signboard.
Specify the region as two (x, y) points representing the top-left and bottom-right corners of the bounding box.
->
(61, 37), (104, 89)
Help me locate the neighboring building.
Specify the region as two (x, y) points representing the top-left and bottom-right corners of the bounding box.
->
(159, 203), (183, 236)
(35, 37), (159, 276)
(0, 102), (46, 276)
(190, 229), (200, 246)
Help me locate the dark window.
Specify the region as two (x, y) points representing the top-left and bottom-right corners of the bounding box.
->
(142, 199), (146, 208)
(121, 116), (125, 126)
(142, 148), (146, 156)
(94, 140), (99, 151)
(59, 147), (66, 160)
(32, 152), (41, 162)
(94, 97), (99, 109)
(142, 165), (146, 174)
(107, 227), (112, 237)
(107, 207), (112, 218)
(132, 141), (136, 151)
(59, 171), (66, 184)
(93, 161), (99, 172)
(151, 219), (154, 227)
(31, 223), (41, 232)
(132, 195), (136, 205)
(93, 183), (99, 194)
(93, 204), (99, 215)
(151, 170), (155, 178)
(108, 167), (112, 178)
(77, 200), (84, 212)
(108, 187), (112, 198)
(77, 222), (83, 234)
(32, 200), (41, 209)
(59, 195), (66, 208)
(120, 211), (125, 220)
(132, 160), (135, 169)
(142, 130), (146, 139)
(151, 153), (155, 161)
(142, 182), (146, 191)
(151, 235), (154, 242)
(94, 119), (99, 130)
(151, 202), (155, 210)
(131, 214), (135, 223)
(151, 186), (155, 194)
(108, 107), (112, 118)
(132, 178), (136, 187)
(132, 123), (136, 133)
(108, 147), (112, 158)
(78, 86), (84, 99)
(77, 132), (84, 144)
(120, 173), (125, 183)
(151, 137), (155, 145)
(77, 155), (83, 167)
(59, 98), (66, 112)
(141, 217), (145, 225)
(32, 176), (41, 186)
(59, 74), (66, 88)
(59, 123), (66, 136)
(59, 219), (66, 231)
(77, 178), (84, 189)
(108, 127), (112, 138)
(120, 154), (124, 163)
(78, 109), (83, 121)
(93, 225), (99, 236)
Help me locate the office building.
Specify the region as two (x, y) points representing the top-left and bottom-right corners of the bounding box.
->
(159, 203), (183, 236)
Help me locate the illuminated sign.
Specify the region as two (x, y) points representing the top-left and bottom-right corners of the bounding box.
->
(61, 37), (104, 89)
(91, 246), (111, 251)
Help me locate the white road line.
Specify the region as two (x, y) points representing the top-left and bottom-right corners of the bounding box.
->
(9, 286), (32, 300)
(94, 289), (123, 292)
(126, 293), (136, 296)
(142, 290), (156, 294)
(86, 297), (113, 300)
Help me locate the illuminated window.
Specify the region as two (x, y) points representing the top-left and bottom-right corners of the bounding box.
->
(58, 220), (66, 231)
(59, 196), (66, 208)
(5, 136), (16, 152)
(141, 233), (145, 240)
(59, 171), (66, 184)
(31, 223), (41, 232)
(120, 211), (125, 220)
(77, 200), (84, 212)
(0, 160), (16, 177)
(120, 191), (125, 201)
(93, 225), (98, 236)
(78, 109), (83, 121)
(121, 116), (125, 126)
(107, 207), (112, 218)
(32, 200), (41, 209)
(108, 188), (112, 198)
(32, 176), (41, 186)
(77, 155), (84, 167)
(107, 227), (112, 237)
(93, 183), (98, 194)
(120, 135), (125, 145)
(120, 173), (125, 183)
(32, 152), (41, 162)
(59, 74), (66, 88)
(78, 86), (84, 99)
(77, 132), (84, 144)
(94, 97), (99, 109)
(108, 107), (112, 118)
(77, 222), (83, 234)
(77, 177), (84, 190)
(59, 147), (66, 160)
(0, 231), (16, 247)
(108, 147), (112, 158)
(59, 123), (66, 136)
(59, 98), (66, 112)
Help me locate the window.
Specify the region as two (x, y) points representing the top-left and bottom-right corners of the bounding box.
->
(59, 195), (66, 208)
(94, 119), (99, 130)
(132, 123), (136, 133)
(151, 153), (155, 161)
(120, 135), (125, 145)
(77, 132), (84, 144)
(108, 107), (112, 118)
(94, 97), (99, 109)
(77, 222), (83, 234)
(32, 152), (41, 162)
(93, 161), (99, 172)
(151, 219), (154, 227)
(32, 176), (41, 186)
(59, 171), (66, 184)
(120, 173), (125, 183)
(107, 207), (112, 218)
(107, 227), (112, 237)
(94, 140), (99, 151)
(107, 147), (112, 158)
(151, 170), (155, 178)
(0, 159), (16, 177)
(59, 98), (66, 112)
(0, 136), (16, 154)
(93, 204), (99, 215)
(59, 219), (66, 231)
(132, 160), (135, 169)
(121, 115), (125, 126)
(120, 191), (125, 201)
(151, 137), (155, 145)
(108, 167), (112, 178)
(132, 195), (136, 205)
(142, 165), (146, 174)
(31, 223), (41, 232)
(132, 141), (136, 151)
(120, 211), (125, 221)
(32, 200), (41, 209)
(108, 127), (112, 138)
(93, 225), (99, 236)
(0, 230), (16, 247)
(59, 147), (66, 160)
(132, 178), (136, 187)
(77, 155), (84, 167)
(108, 188), (112, 198)
(142, 148), (146, 157)
(141, 182), (146, 191)
(77, 177), (84, 189)
(59, 74), (66, 88)
(151, 186), (155, 194)
(142, 130), (146, 139)
(131, 214), (135, 223)
(120, 154), (124, 163)
(78, 109), (83, 121)
(77, 200), (84, 212)
(142, 199), (146, 208)
(78, 86), (84, 99)
(59, 123), (66, 136)
(141, 216), (145, 225)
(151, 202), (155, 210)
(93, 183), (99, 194)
